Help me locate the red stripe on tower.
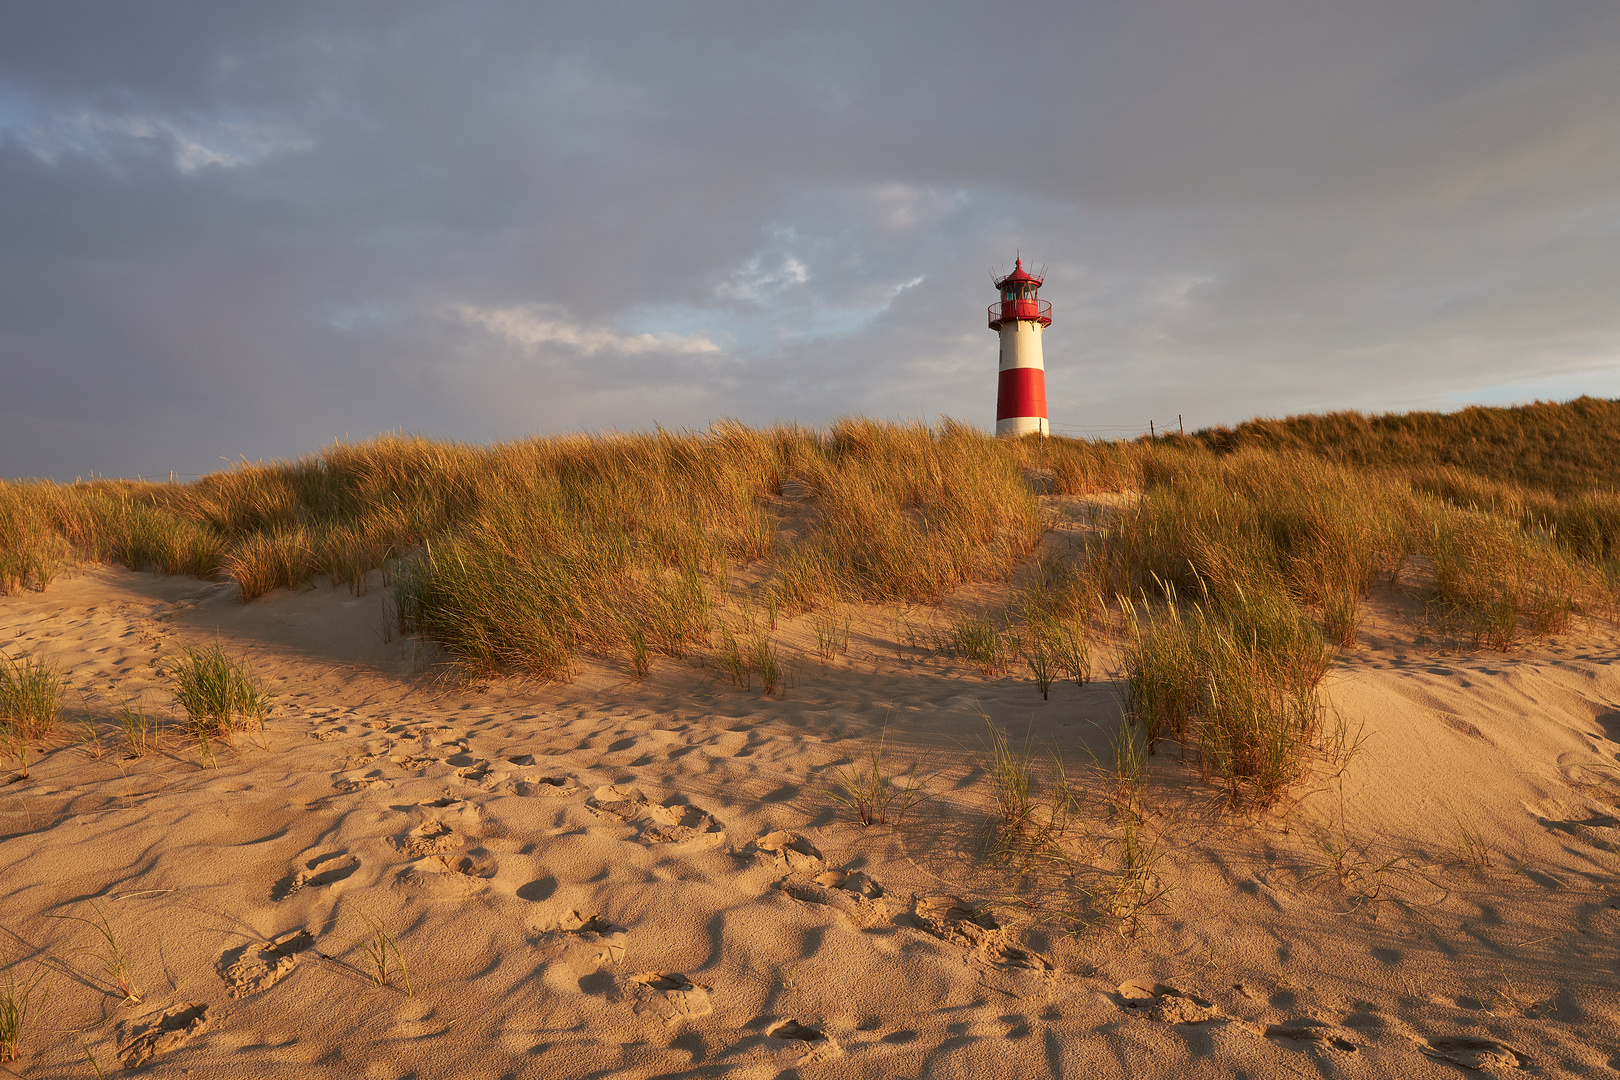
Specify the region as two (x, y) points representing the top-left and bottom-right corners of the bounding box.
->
(987, 257), (1051, 437)
(996, 367), (1046, 421)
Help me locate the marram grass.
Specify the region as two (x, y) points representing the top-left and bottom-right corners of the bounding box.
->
(169, 641), (272, 743)
(0, 958), (46, 1063)
(0, 654), (66, 741)
(1, 408), (1617, 700)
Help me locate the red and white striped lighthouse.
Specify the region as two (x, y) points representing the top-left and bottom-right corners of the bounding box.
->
(988, 258), (1051, 437)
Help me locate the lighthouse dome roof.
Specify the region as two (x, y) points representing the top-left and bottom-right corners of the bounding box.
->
(994, 257), (1043, 289)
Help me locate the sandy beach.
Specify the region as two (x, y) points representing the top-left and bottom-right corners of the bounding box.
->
(4, 546), (1620, 1079)
(9, 1), (1620, 1073)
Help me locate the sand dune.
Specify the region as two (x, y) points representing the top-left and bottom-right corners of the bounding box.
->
(4, 562), (1620, 1077)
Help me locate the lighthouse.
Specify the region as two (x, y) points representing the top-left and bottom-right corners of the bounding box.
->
(988, 258), (1051, 437)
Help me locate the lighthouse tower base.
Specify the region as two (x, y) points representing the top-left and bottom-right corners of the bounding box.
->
(997, 416), (1050, 438)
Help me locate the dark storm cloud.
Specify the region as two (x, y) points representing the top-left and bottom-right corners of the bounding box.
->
(3, 1), (1619, 478)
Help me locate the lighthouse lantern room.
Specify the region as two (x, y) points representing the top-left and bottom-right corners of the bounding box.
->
(987, 258), (1051, 437)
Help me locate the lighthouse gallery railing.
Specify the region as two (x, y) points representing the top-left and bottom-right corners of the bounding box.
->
(987, 298), (1052, 330)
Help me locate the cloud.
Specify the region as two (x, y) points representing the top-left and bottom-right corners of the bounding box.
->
(0, 100), (310, 174)
(714, 255), (809, 303)
(452, 303), (722, 357)
(2, 1), (1619, 479)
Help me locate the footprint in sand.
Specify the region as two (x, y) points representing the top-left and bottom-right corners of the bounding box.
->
(1420, 1036), (1522, 1069)
(643, 802), (725, 845)
(487, 755), (581, 796)
(333, 771), (392, 793)
(902, 896), (1052, 972)
(538, 910), (629, 974)
(587, 784), (648, 820)
(787, 863), (881, 899)
(218, 930), (313, 997)
(613, 971), (713, 1023)
(414, 726), (469, 753)
(437, 852), (498, 878)
(117, 1002), (211, 1069)
(587, 786), (726, 847)
(454, 760), (493, 784)
(390, 801), (484, 888)
(509, 775), (581, 797)
(746, 830), (825, 872)
(396, 851), (500, 897)
(764, 1019), (844, 1064)
(1264, 1018), (1360, 1053)
(408, 794), (483, 820)
(395, 819), (463, 857)
(769, 1019), (827, 1041)
(563, 911), (624, 936)
(776, 866), (895, 929)
(271, 853), (359, 901)
(424, 795), (483, 820)
(1115, 980), (1224, 1025)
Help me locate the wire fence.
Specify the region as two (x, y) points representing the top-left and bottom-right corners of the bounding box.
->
(1048, 414), (1190, 441)
(48, 470), (211, 484)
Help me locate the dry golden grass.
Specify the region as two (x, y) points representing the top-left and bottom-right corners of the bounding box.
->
(1197, 395), (1620, 496)
(4, 405), (1619, 805)
(0, 654), (65, 742)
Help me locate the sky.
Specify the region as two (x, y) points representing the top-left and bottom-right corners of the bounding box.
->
(4, 1), (1620, 480)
